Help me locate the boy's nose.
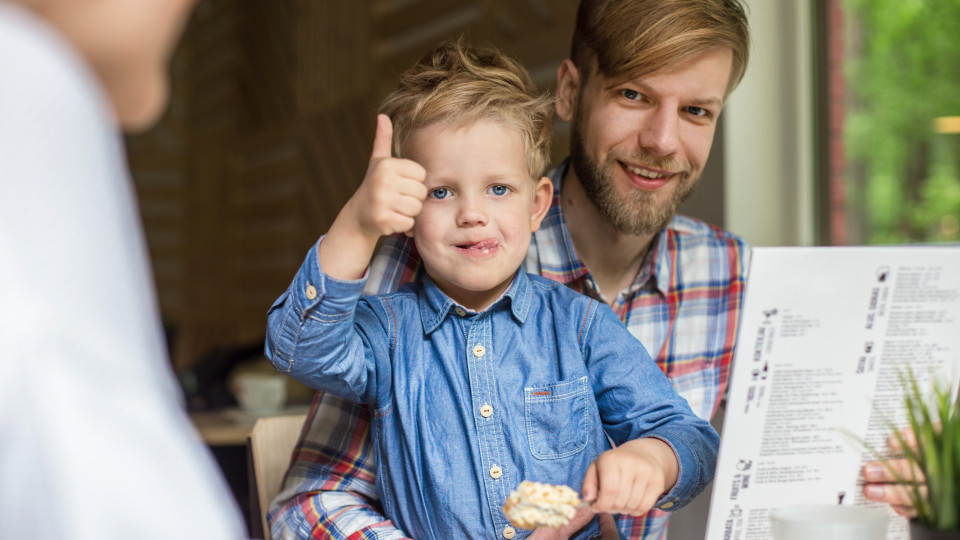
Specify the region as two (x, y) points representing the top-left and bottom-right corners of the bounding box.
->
(457, 196), (488, 226)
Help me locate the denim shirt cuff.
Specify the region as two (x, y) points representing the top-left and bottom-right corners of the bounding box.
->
(293, 236), (367, 318)
(647, 433), (700, 512)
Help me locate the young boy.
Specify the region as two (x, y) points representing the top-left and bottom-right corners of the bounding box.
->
(265, 39), (718, 539)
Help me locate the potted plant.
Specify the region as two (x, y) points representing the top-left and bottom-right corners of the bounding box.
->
(880, 369), (960, 539)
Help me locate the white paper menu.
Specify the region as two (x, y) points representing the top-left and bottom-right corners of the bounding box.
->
(705, 246), (960, 540)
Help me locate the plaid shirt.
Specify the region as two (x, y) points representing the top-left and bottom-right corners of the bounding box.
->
(268, 160), (750, 540)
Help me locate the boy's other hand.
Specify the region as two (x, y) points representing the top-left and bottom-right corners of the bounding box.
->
(353, 114), (427, 238)
(581, 438), (677, 517)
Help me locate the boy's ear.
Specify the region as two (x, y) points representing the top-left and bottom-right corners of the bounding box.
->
(529, 176), (554, 233)
(555, 59), (580, 122)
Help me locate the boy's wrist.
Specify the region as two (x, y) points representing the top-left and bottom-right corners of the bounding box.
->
(340, 196), (381, 240)
(641, 438), (678, 491)
(320, 211), (381, 280)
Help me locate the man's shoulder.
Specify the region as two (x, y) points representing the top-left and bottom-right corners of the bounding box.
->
(667, 215), (751, 252)
(660, 215), (751, 283)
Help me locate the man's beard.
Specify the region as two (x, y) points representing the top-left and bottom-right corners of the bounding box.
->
(569, 113), (699, 236)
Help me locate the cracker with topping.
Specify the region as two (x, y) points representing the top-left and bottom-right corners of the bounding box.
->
(503, 480), (582, 529)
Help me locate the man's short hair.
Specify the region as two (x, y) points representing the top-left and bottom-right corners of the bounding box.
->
(379, 38), (553, 179)
(571, 0), (750, 97)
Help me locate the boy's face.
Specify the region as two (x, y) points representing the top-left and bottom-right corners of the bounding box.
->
(403, 120), (553, 312)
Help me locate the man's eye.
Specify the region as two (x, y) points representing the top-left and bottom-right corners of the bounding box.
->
(686, 106), (709, 118)
(622, 89), (641, 101)
(429, 188), (449, 199)
(489, 185), (508, 196)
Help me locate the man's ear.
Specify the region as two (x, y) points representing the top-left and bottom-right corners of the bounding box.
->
(529, 176), (554, 232)
(555, 59), (580, 122)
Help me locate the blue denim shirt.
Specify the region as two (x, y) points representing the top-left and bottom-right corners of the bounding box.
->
(266, 243), (719, 539)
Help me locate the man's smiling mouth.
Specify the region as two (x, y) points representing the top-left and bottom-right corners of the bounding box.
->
(624, 162), (672, 180)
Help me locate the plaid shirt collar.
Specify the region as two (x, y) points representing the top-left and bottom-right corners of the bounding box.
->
(536, 158), (671, 299)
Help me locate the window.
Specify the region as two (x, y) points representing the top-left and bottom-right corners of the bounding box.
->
(822, 0), (960, 245)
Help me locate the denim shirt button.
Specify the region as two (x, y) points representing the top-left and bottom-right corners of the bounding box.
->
(502, 526), (516, 539)
(454, 307), (466, 317)
(480, 404), (493, 418)
(472, 344), (486, 358)
(305, 283), (317, 300)
(489, 465), (502, 479)
(660, 501), (674, 509)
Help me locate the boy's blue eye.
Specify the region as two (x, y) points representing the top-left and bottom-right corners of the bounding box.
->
(489, 185), (508, 196)
(622, 89), (640, 101)
(429, 188), (449, 199)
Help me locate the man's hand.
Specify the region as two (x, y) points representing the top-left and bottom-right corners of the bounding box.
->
(319, 114), (427, 280)
(581, 438), (678, 517)
(862, 428), (925, 518)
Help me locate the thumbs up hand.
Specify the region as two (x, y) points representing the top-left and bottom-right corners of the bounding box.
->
(353, 114), (428, 238)
(318, 115), (427, 280)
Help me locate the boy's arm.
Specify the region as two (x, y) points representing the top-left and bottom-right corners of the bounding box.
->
(263, 114), (425, 538)
(267, 112), (426, 398)
(265, 238), (383, 401)
(266, 235), (421, 540)
(583, 303), (720, 515)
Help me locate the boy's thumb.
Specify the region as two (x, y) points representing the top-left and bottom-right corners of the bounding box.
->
(370, 114), (394, 161)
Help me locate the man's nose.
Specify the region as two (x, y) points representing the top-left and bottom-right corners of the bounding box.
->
(457, 195), (488, 226)
(638, 106), (680, 157)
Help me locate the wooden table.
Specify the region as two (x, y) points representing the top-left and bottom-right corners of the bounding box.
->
(190, 406), (310, 446)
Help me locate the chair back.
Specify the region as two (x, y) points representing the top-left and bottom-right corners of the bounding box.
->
(248, 414), (307, 540)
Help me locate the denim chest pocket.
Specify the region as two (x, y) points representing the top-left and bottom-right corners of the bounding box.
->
(524, 376), (590, 459)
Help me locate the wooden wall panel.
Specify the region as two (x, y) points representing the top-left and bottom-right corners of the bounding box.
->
(128, 0), (579, 371)
(296, 1), (370, 113)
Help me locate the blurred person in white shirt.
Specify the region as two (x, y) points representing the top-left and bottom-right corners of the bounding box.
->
(0, 0), (245, 538)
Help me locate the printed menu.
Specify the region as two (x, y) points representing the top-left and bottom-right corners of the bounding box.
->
(705, 246), (960, 540)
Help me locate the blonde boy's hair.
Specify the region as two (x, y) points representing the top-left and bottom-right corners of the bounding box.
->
(571, 0), (750, 98)
(379, 38), (553, 179)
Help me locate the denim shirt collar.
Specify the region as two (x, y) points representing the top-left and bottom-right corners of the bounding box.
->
(417, 268), (531, 335)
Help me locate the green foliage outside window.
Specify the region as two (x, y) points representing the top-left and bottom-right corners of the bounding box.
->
(842, 0), (960, 244)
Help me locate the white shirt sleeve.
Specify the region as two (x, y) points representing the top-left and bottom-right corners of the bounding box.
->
(0, 5), (246, 539)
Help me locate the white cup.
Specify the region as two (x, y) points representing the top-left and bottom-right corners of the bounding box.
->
(769, 505), (888, 540)
(232, 373), (287, 413)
